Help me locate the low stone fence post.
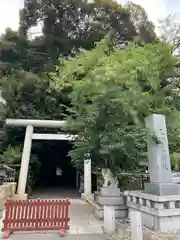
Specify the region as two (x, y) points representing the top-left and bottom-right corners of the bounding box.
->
(103, 205), (116, 234)
(130, 211), (143, 240)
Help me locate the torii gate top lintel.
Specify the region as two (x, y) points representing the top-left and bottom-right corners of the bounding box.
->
(6, 119), (67, 128)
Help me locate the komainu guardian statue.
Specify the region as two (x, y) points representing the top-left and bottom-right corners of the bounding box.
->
(102, 168), (118, 187)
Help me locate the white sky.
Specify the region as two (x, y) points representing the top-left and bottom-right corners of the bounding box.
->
(0, 0), (179, 34)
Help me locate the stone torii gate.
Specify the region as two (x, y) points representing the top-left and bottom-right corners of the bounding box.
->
(5, 119), (92, 200)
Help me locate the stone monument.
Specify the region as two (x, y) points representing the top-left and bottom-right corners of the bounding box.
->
(144, 114), (180, 195)
(125, 114), (180, 232)
(93, 168), (128, 219)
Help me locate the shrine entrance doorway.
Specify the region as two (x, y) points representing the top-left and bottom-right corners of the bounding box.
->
(31, 139), (79, 199)
(36, 140), (75, 188)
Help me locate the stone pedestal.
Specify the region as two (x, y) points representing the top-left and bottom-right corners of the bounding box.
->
(93, 187), (128, 219)
(0, 183), (17, 222)
(12, 193), (28, 200)
(125, 190), (180, 232)
(0, 182), (16, 199)
(145, 182), (180, 196)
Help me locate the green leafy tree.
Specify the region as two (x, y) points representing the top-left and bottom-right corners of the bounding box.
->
(19, 0), (156, 64)
(0, 28), (50, 73)
(171, 152), (180, 171)
(125, 1), (156, 44)
(0, 0), (174, 187)
(0, 1), (157, 75)
(51, 39), (180, 176)
(0, 71), (69, 148)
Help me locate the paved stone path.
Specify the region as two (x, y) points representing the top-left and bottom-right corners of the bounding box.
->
(5, 188), (104, 239)
(31, 188), (104, 234)
(31, 188), (79, 200)
(9, 233), (108, 240)
(69, 199), (103, 234)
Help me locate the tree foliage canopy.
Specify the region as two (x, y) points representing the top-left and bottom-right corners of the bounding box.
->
(1, 0), (179, 187)
(51, 39), (180, 175)
(20, 0), (156, 57)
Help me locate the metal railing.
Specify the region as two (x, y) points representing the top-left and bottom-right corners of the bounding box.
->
(0, 164), (15, 183)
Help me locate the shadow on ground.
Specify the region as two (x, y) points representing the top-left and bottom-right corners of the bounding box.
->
(31, 188), (80, 199)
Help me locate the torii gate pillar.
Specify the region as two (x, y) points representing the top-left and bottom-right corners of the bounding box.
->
(17, 125), (33, 196)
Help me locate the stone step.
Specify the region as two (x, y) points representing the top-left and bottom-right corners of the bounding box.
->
(100, 187), (121, 197)
(94, 202), (127, 211)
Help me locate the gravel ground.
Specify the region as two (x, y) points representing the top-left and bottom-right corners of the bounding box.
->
(120, 228), (180, 240)
(112, 220), (180, 240)
(7, 229), (180, 240)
